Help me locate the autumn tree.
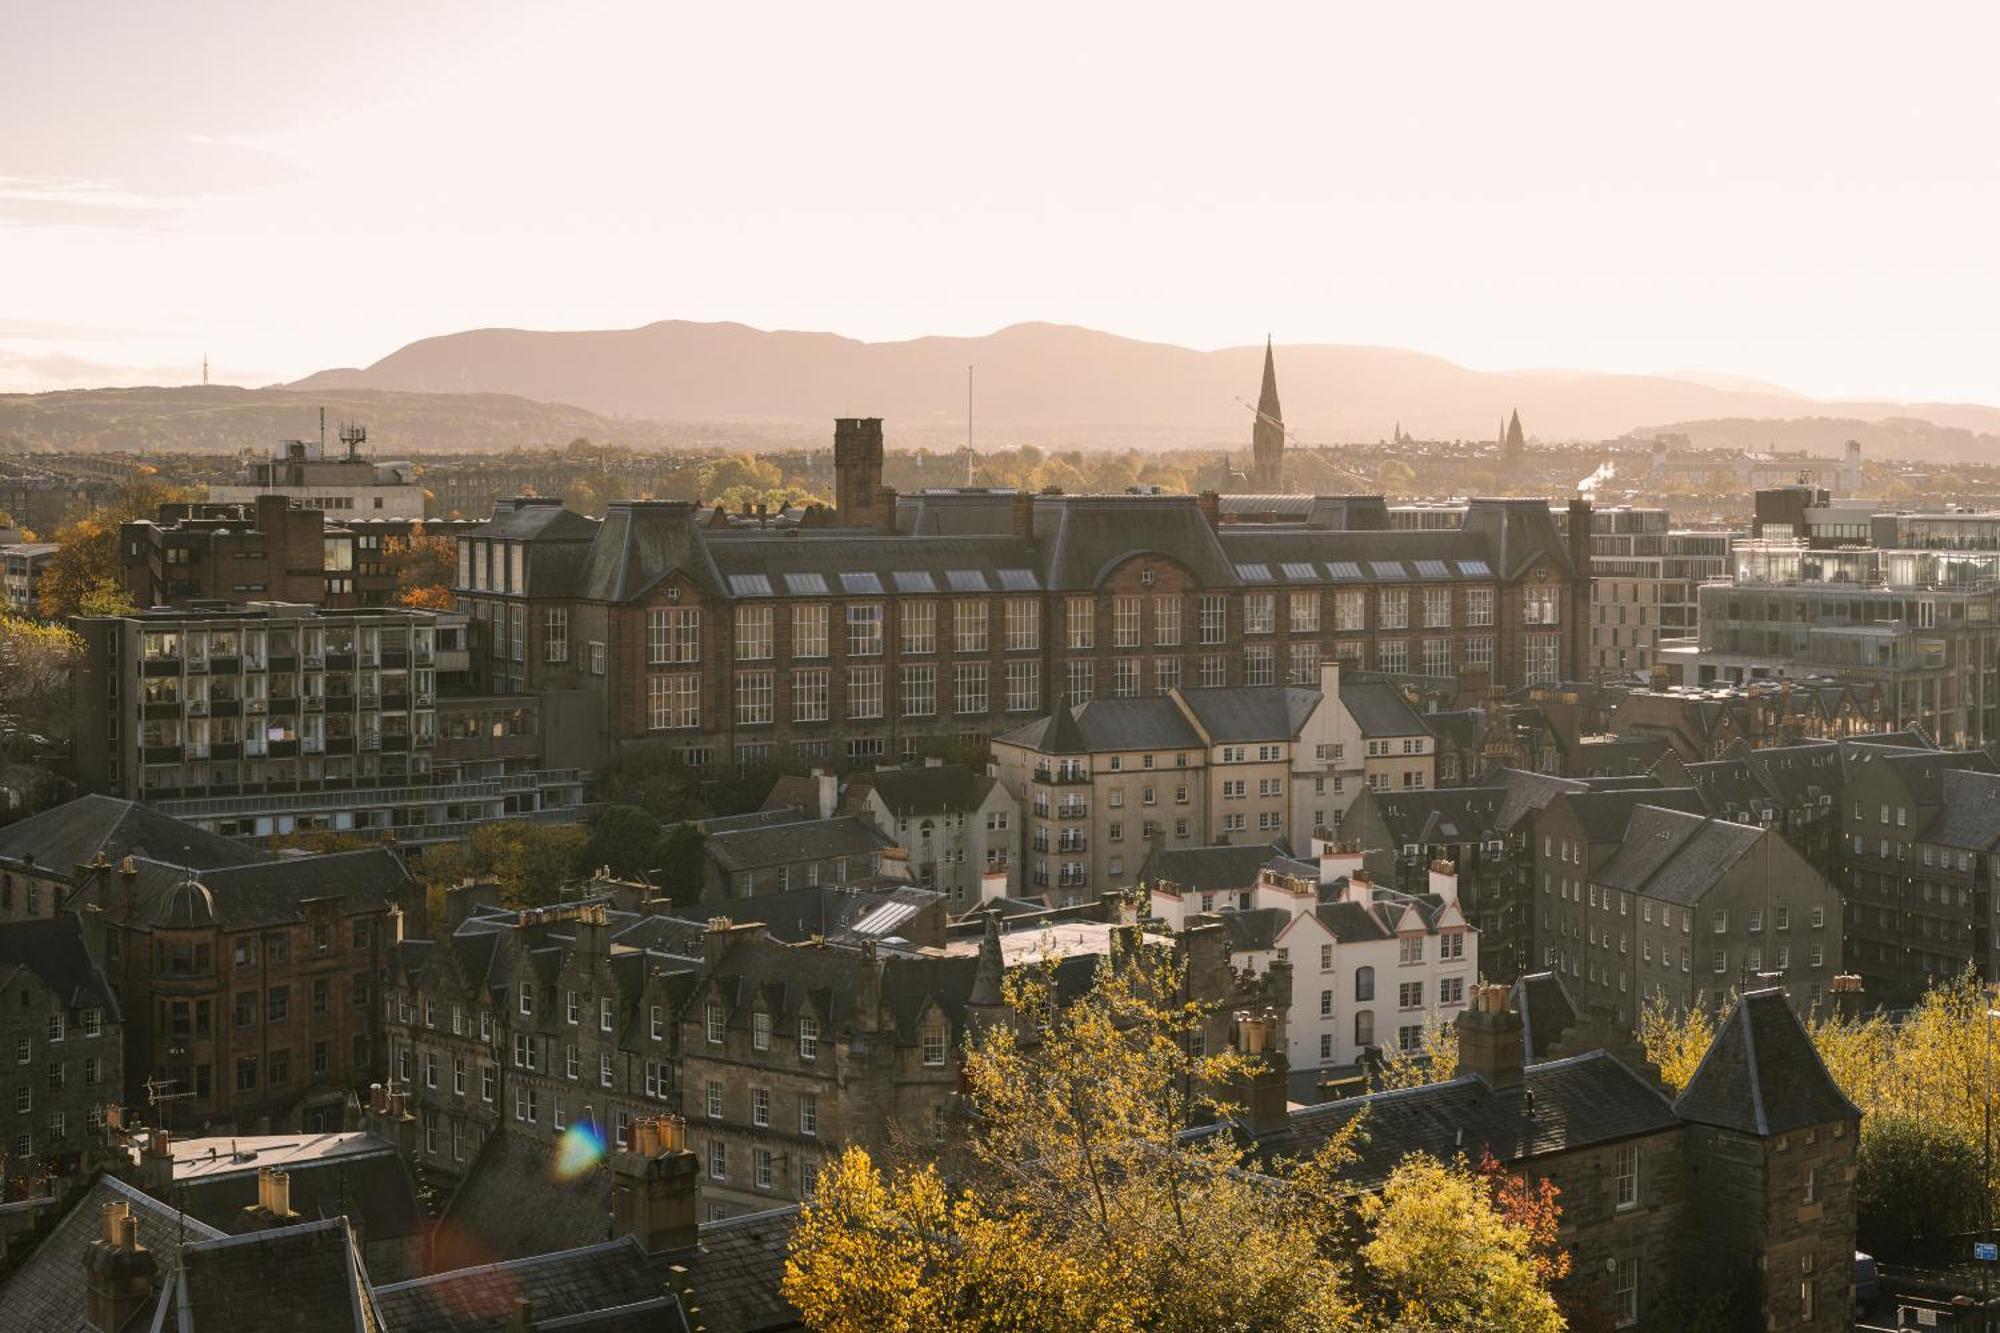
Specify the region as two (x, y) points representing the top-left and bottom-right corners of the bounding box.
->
(0, 615), (83, 742)
(1358, 1154), (1566, 1333)
(37, 478), (189, 622)
(1636, 990), (1718, 1094)
(787, 943), (1366, 1332)
(384, 529), (458, 610)
(1370, 1007), (1458, 1091)
(416, 820), (589, 908)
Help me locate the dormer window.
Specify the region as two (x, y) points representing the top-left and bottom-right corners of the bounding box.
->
(922, 1019), (948, 1067)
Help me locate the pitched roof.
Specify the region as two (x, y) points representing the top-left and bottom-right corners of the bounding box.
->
(100, 848), (414, 931)
(1177, 685), (1321, 743)
(0, 914), (118, 1015)
(374, 1235), (690, 1333)
(681, 1206), (802, 1333)
(167, 1134), (422, 1250)
(1674, 989), (1860, 1136)
(1339, 680), (1427, 738)
(1031, 495), (1239, 591)
(1558, 786), (1706, 844)
(1591, 805), (1765, 905)
(1511, 972), (1579, 1062)
(0, 1174), (225, 1332)
(703, 814), (892, 873)
(850, 765), (997, 817)
(1141, 842), (1286, 894)
(432, 1129), (617, 1270)
(1214, 906), (1290, 953)
(0, 793), (266, 881)
(1239, 1051), (1678, 1186)
(1918, 768), (2000, 851)
(167, 1216), (380, 1331)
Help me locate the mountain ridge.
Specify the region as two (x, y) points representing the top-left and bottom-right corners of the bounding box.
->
(289, 320), (2000, 453)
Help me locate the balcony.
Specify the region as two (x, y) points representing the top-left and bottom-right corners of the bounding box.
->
(1056, 836), (1088, 853)
(1056, 801), (1088, 821)
(1034, 766), (1090, 786)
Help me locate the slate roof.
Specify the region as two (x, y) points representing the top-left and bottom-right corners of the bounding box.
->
(165, 1216), (380, 1332)
(1141, 842), (1286, 894)
(1178, 685), (1321, 743)
(374, 1235), (688, 1333)
(1920, 768), (2000, 851)
(680, 1206), (802, 1333)
(1559, 786), (1706, 844)
(432, 1129), (618, 1270)
(703, 814), (892, 873)
(1591, 805), (1765, 906)
(1240, 1050), (1678, 1185)
(1340, 680), (1427, 738)
(0, 914), (118, 1015)
(1213, 906), (1290, 953)
(1511, 972), (1580, 1062)
(100, 848), (414, 931)
(850, 765), (998, 817)
(708, 884), (946, 945)
(1031, 495), (1239, 591)
(1423, 709), (1486, 752)
(995, 695), (1202, 753)
(1674, 989), (1860, 1137)
(578, 503), (725, 602)
(1352, 787), (1511, 846)
(0, 1174), (225, 1332)
(473, 499), (600, 545)
(0, 793), (266, 881)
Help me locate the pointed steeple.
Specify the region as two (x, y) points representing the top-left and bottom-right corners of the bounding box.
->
(1257, 335), (1282, 421)
(1505, 409), (1526, 454)
(1250, 336), (1285, 491)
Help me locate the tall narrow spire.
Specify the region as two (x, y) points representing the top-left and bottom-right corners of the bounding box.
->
(1504, 409), (1526, 457)
(1250, 336), (1285, 492)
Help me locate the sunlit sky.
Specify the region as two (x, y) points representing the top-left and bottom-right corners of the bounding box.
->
(6, 1), (2000, 402)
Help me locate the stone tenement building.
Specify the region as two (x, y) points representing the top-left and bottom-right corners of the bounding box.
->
(1222, 984), (1859, 1333)
(0, 915), (122, 1186)
(448, 425), (1590, 774)
(72, 848), (410, 1134)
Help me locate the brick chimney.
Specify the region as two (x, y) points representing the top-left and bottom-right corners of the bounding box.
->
(1197, 491), (1221, 529)
(1232, 1010), (1291, 1135)
(1011, 490), (1035, 539)
(135, 1129), (173, 1195)
(610, 1116), (701, 1255)
(83, 1201), (157, 1332)
(1345, 869), (1374, 911)
(833, 418), (885, 528)
(1456, 984), (1525, 1090)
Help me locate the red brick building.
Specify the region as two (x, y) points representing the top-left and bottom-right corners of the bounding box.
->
(451, 430), (1591, 773)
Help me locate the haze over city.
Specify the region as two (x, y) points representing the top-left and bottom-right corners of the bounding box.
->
(9, 0), (2000, 407)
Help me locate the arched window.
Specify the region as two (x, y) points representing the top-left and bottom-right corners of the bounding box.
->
(1354, 966), (1375, 1003)
(1354, 1010), (1375, 1049)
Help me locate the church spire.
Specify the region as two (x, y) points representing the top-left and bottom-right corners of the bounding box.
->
(1250, 336), (1284, 491)
(1504, 409), (1526, 457)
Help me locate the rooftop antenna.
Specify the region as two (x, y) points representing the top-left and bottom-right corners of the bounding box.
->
(318, 407), (326, 454)
(339, 421), (367, 462)
(965, 364), (976, 486)
(201, 354), (209, 387)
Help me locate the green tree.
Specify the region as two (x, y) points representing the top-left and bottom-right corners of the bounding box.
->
(418, 820), (589, 907)
(0, 614), (83, 742)
(582, 804), (665, 880)
(1854, 1113), (1983, 1262)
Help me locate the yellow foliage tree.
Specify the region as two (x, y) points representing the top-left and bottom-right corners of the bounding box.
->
(1371, 1007), (1459, 1091)
(1637, 990), (1720, 1095)
(1359, 1154), (1567, 1333)
(785, 943), (1369, 1331)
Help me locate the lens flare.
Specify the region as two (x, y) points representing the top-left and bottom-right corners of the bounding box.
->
(551, 1121), (606, 1181)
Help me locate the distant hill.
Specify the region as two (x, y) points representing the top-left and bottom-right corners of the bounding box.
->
(0, 385), (661, 455)
(292, 320), (2000, 455)
(1636, 415), (2000, 465)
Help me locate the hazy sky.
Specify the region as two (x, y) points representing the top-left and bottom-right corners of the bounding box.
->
(7, 1), (2000, 402)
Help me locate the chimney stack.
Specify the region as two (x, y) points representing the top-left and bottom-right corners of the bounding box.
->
(1318, 841), (1365, 888)
(1345, 869), (1374, 911)
(240, 1167), (298, 1231)
(814, 768), (838, 820)
(978, 866), (1009, 904)
(1426, 859), (1459, 906)
(610, 1116), (701, 1255)
(83, 1201), (157, 1333)
(1455, 984), (1525, 1090)
(1232, 1010), (1291, 1135)
(1012, 490), (1035, 538)
(1197, 491), (1221, 529)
